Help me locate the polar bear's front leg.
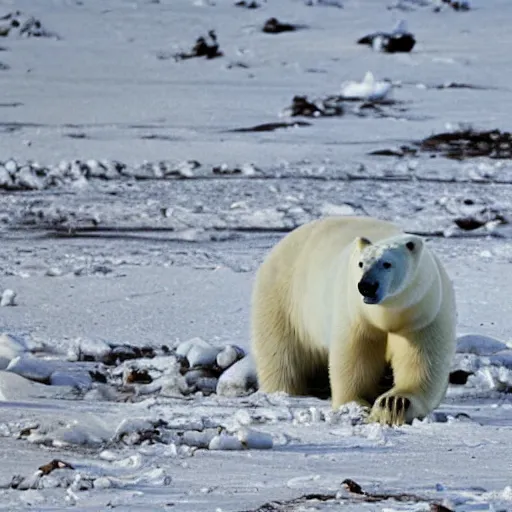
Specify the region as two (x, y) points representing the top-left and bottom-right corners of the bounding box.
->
(329, 323), (387, 410)
(370, 324), (452, 426)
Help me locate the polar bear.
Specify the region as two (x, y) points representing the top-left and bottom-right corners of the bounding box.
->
(251, 216), (456, 425)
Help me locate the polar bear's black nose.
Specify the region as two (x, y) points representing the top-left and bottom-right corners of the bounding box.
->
(358, 279), (379, 299)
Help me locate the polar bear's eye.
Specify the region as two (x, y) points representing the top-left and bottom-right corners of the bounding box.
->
(383, 262), (392, 269)
(358, 261), (363, 268)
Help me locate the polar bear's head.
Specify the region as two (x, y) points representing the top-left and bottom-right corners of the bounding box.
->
(354, 234), (424, 305)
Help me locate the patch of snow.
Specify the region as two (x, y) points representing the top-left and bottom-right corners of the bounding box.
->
(319, 203), (356, 217)
(456, 334), (510, 355)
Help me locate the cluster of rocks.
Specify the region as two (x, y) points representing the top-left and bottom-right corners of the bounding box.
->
(0, 158), (126, 190)
(371, 129), (512, 162)
(434, 0), (470, 12)
(282, 92), (404, 120)
(2, 331), (510, 418)
(17, 417), (274, 460)
(0, 11), (58, 38)
(70, 336), (258, 400)
(234, 1), (261, 8)
(2, 452), (172, 493)
(420, 129), (512, 160)
(0, 158), (261, 191)
(389, 0), (469, 12)
(0, 333), (93, 391)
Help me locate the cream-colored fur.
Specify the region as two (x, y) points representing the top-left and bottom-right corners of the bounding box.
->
(251, 216), (456, 425)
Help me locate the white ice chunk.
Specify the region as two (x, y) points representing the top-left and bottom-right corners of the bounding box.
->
(0, 333), (28, 370)
(6, 355), (57, 383)
(340, 71), (392, 101)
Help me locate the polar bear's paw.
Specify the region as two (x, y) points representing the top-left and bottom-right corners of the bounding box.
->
(369, 393), (412, 426)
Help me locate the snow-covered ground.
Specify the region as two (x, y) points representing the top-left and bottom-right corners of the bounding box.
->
(0, 0), (511, 510)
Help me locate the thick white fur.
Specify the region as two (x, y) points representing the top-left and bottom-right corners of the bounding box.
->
(251, 216), (457, 425)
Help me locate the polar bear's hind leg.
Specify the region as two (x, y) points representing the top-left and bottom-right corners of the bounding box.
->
(252, 301), (329, 398)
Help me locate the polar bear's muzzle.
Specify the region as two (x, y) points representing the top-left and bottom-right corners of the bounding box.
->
(358, 277), (380, 304)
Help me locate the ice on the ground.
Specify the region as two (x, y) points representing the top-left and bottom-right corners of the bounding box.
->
(456, 334), (510, 355)
(0, 371), (56, 401)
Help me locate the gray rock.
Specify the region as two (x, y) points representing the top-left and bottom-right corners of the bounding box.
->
(3, 159), (18, 174)
(216, 355), (258, 397)
(216, 344), (245, 369)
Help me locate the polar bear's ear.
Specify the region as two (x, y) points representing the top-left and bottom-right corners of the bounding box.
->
(357, 237), (372, 250)
(405, 236), (423, 253)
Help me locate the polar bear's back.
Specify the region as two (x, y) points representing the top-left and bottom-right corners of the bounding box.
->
(259, 216), (402, 281)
